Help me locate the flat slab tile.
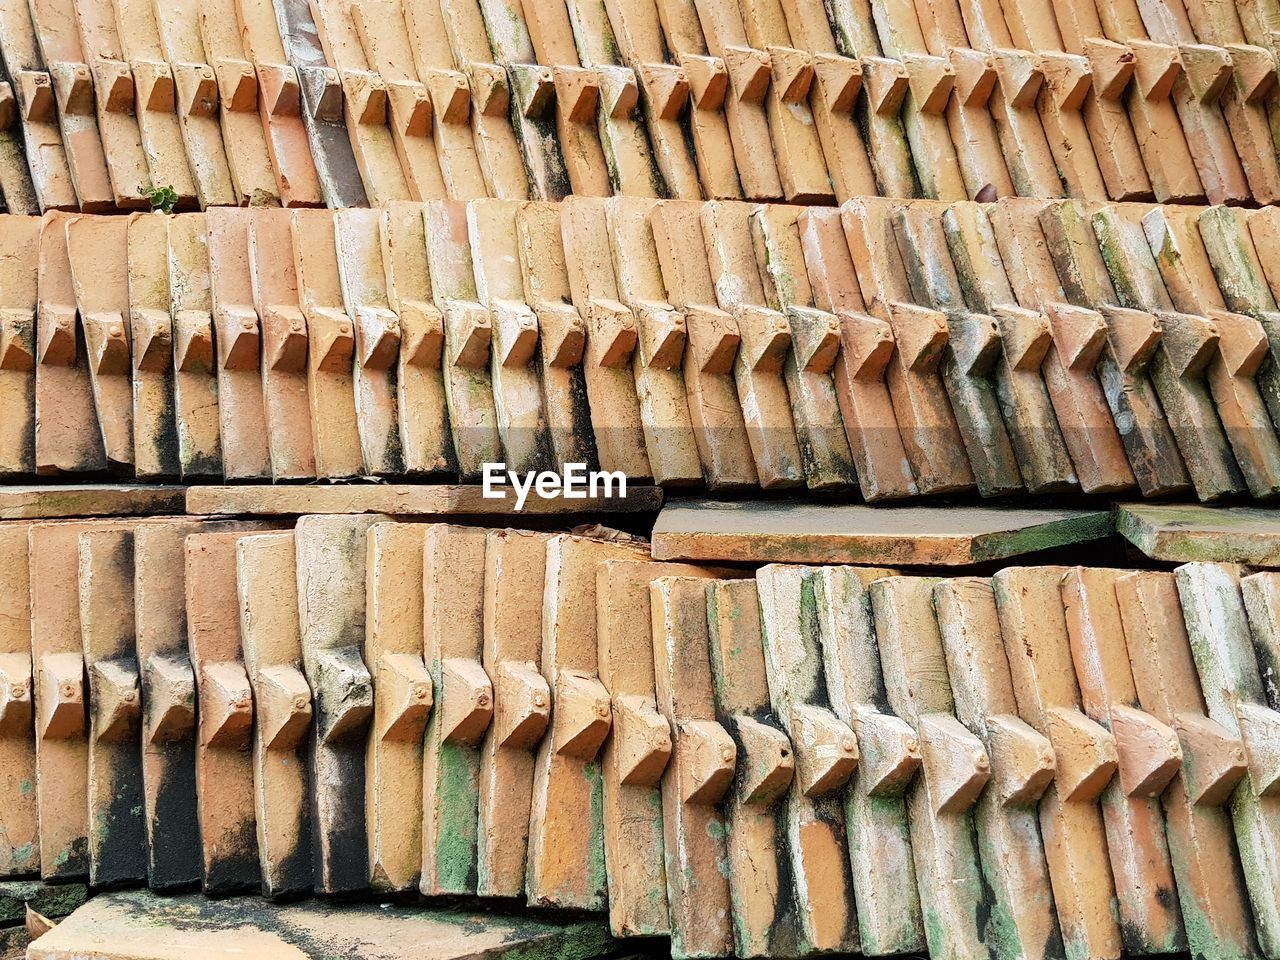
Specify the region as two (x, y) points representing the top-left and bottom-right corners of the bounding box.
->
(651, 501), (1112, 566)
(1116, 503), (1280, 565)
(186, 484), (663, 516)
(0, 487), (185, 520)
(0, 882), (88, 927)
(1, 924), (31, 960)
(28, 890), (617, 960)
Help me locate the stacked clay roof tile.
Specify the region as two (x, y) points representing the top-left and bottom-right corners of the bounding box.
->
(4, 0), (1280, 958)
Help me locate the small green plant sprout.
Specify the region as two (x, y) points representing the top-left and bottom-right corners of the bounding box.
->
(140, 183), (179, 214)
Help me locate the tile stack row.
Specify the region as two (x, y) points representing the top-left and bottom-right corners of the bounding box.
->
(6, 197), (1280, 499)
(1, 0), (1280, 214)
(1, 512), (1278, 960)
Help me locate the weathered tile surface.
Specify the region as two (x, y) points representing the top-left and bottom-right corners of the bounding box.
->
(652, 500), (1110, 565)
(295, 514), (379, 894)
(237, 531), (313, 899)
(27, 890), (616, 960)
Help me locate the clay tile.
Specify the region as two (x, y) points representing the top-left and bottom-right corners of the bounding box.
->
(1100, 306), (1162, 372)
(682, 55), (728, 111)
(1084, 39), (1136, 99)
(1158, 311), (1218, 378)
(1237, 702), (1280, 796)
(863, 56), (909, 116)
(174, 64), (218, 119)
(946, 313), (1002, 376)
(613, 693), (673, 786)
(995, 305), (1053, 371)
(789, 306), (840, 372)
(598, 65), (640, 119)
(512, 64), (555, 119)
(376, 652), (432, 744)
(1043, 706), (1118, 802)
(991, 49), (1044, 107)
(1179, 43), (1233, 102)
(446, 303), (491, 368)
(51, 62), (94, 115)
(199, 661), (253, 750)
(258, 63), (303, 119)
(90, 660), (141, 743)
(842, 313), (895, 382)
(1109, 705), (1182, 797)
(891, 302), (950, 372)
(790, 702), (858, 797)
(83, 312), (131, 375)
(1045, 302), (1107, 370)
(130, 308), (172, 373)
(722, 45), (771, 103)
(132, 61), (175, 113)
(424, 71), (471, 125)
(263, 309), (307, 372)
(356, 307), (401, 370)
(917, 714), (991, 814)
(812, 53), (862, 112)
(491, 300), (539, 368)
(492, 661), (549, 749)
(1172, 712), (1248, 805)
(312, 650), (373, 745)
(590, 299), (638, 368)
(678, 720), (737, 805)
(94, 59), (135, 113)
(854, 711), (921, 797)
(467, 63), (509, 117)
(346, 70), (389, 125)
(217, 307), (260, 371)
(1039, 52), (1092, 111)
(686, 306), (739, 374)
(143, 654), (196, 744)
(535, 302), (586, 368)
(636, 302), (686, 369)
(1209, 309), (1269, 377)
(766, 46), (814, 103)
(0, 308), (35, 372)
(439, 657), (493, 746)
(213, 59), (258, 112)
(986, 714), (1055, 806)
(635, 63), (688, 120)
(255, 665), (313, 752)
(38, 652), (85, 740)
(390, 81), (434, 137)
(950, 48), (997, 107)
(734, 716), (794, 804)
(1128, 40), (1182, 100)
(901, 53), (955, 114)
(17, 72), (54, 123)
(553, 670), (613, 759)
(298, 65), (343, 122)
(398, 301), (444, 367)
(37, 305), (77, 366)
(1226, 43), (1277, 103)
(736, 305), (790, 372)
(310, 307), (355, 372)
(173, 310), (215, 372)
(552, 65), (600, 122)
